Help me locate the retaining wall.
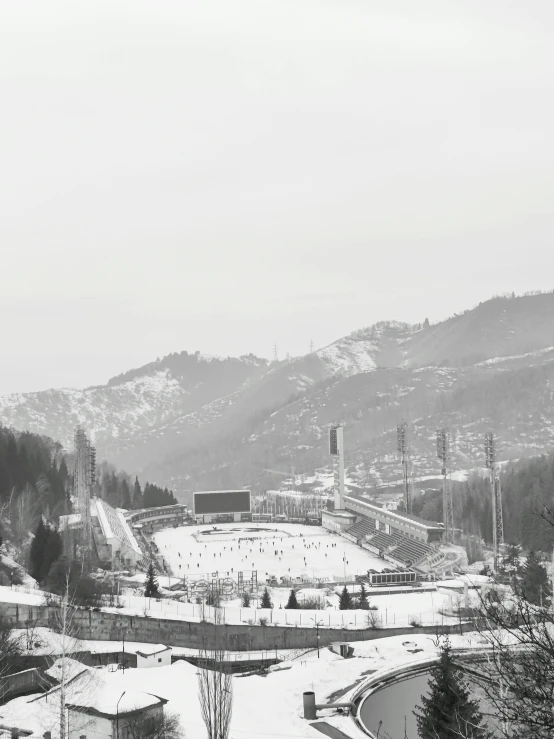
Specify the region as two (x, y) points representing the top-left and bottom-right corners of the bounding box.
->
(1, 603), (478, 652)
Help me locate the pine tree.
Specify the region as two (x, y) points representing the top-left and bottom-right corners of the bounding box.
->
(285, 589), (300, 609)
(144, 563), (160, 598)
(260, 587), (273, 609)
(120, 479), (131, 509)
(358, 583), (369, 610)
(414, 639), (488, 739)
(241, 591), (251, 607)
(29, 519), (48, 581)
(521, 550), (550, 605)
(339, 586), (352, 610)
(133, 476), (142, 509)
(38, 526), (63, 583)
(0, 459), (12, 501)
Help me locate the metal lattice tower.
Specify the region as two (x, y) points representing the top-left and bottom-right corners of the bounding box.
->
(436, 428), (454, 543)
(396, 422), (411, 514)
(73, 426), (95, 557)
(329, 424), (345, 510)
(485, 431), (504, 571)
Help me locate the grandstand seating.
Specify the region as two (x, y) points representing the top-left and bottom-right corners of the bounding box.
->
(93, 499), (142, 568)
(388, 538), (434, 566)
(134, 530), (165, 574)
(342, 510), (446, 574)
(365, 531), (403, 551)
(345, 518), (376, 540)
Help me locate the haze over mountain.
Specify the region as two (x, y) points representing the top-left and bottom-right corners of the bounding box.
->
(1, 292), (554, 499)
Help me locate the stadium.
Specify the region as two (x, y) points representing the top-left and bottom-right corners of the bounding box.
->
(64, 424), (452, 596)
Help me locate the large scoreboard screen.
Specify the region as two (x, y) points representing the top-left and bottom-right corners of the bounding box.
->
(193, 490), (251, 515)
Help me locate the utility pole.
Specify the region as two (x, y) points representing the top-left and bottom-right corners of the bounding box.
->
(485, 431), (504, 572)
(436, 428), (454, 543)
(396, 421), (411, 514)
(311, 618), (323, 657)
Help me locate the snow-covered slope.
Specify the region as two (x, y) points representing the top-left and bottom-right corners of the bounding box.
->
(1, 293), (554, 491)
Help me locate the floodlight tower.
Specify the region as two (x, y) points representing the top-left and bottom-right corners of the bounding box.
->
(73, 426), (95, 557)
(396, 422), (411, 514)
(329, 425), (345, 510)
(436, 428), (454, 543)
(485, 431), (504, 571)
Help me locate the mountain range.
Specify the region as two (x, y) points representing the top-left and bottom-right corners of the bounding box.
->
(1, 291), (554, 500)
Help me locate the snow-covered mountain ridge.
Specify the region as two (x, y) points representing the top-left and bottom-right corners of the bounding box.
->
(2, 292), (554, 492)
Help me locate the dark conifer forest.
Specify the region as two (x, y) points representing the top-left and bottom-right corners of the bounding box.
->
(0, 425), (178, 536)
(411, 452), (554, 552)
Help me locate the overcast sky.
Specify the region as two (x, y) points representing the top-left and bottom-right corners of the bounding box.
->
(1, 1), (554, 394)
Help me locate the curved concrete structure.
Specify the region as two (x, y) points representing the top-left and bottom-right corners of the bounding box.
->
(350, 648), (496, 738)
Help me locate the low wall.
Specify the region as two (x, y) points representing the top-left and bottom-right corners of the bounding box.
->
(1, 603), (479, 652)
(0, 668), (48, 703)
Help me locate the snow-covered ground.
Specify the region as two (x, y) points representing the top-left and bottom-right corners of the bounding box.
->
(0, 585), (45, 605)
(0, 630), (491, 739)
(154, 522), (389, 582)
(102, 579), (466, 628)
(0, 575), (487, 630)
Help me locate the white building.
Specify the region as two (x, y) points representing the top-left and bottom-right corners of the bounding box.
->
(67, 686), (167, 739)
(135, 644), (172, 669)
(92, 498), (143, 569)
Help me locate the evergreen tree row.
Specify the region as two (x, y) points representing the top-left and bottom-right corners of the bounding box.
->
(95, 467), (177, 510)
(0, 426), (69, 513)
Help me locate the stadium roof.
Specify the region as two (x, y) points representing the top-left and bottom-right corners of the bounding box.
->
(344, 495), (443, 529)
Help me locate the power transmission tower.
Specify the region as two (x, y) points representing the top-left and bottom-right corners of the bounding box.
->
(273, 343), (278, 362)
(485, 431), (504, 571)
(396, 421), (411, 514)
(436, 428), (454, 543)
(310, 339), (314, 353)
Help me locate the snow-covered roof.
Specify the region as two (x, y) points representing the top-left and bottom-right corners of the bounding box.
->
(44, 658), (88, 683)
(135, 644), (171, 657)
(93, 498), (142, 556)
(67, 685), (166, 718)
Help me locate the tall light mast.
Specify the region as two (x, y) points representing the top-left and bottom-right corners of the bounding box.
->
(73, 426), (95, 560)
(485, 431), (504, 571)
(329, 425), (344, 510)
(397, 421), (411, 514)
(436, 428), (454, 543)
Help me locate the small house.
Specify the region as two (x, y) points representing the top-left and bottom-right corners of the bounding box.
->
(135, 645), (172, 668)
(67, 687), (167, 739)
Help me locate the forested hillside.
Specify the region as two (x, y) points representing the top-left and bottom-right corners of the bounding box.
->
(0, 425), (177, 550)
(411, 452), (554, 552)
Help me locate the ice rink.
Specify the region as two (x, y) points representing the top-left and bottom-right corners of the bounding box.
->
(154, 522), (389, 582)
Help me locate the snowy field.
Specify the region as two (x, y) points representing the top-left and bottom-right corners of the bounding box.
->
(154, 522), (389, 582)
